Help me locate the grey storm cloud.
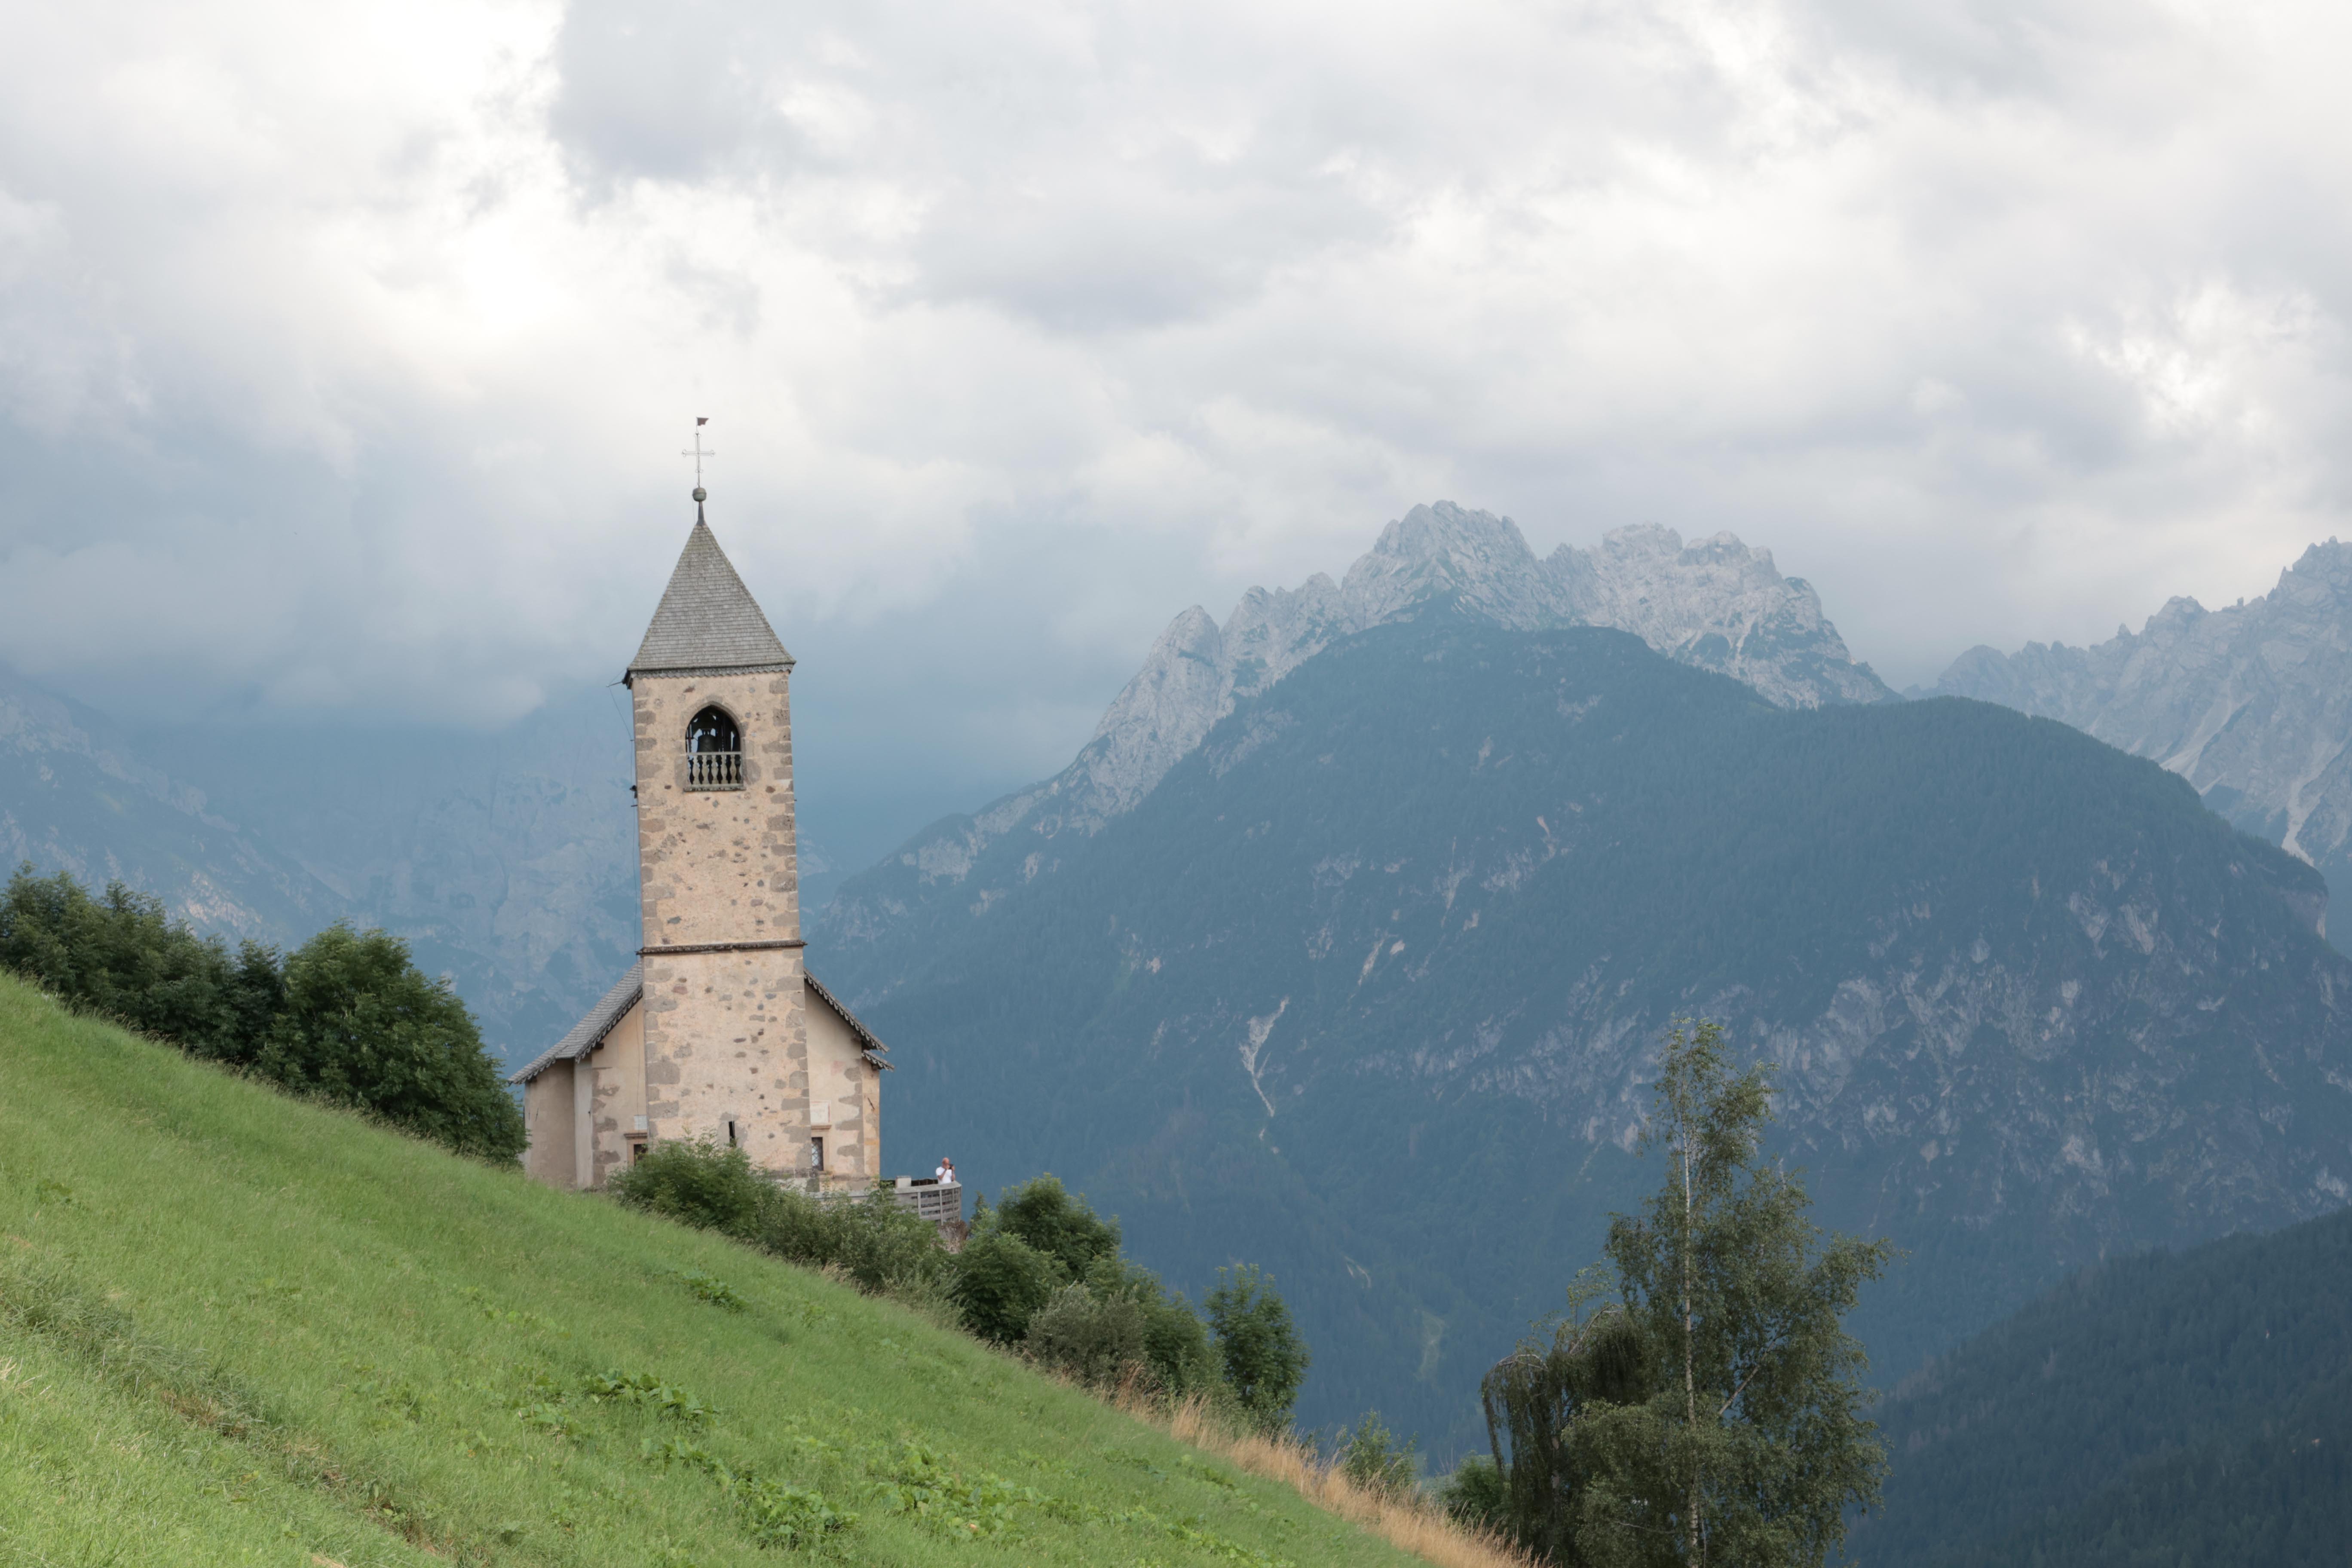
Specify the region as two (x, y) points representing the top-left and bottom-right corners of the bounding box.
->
(5, 0), (2352, 774)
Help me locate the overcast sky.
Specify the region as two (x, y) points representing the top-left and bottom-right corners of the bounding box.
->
(7, 0), (2352, 827)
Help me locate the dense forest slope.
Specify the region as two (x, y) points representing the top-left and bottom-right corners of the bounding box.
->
(818, 615), (2352, 1447)
(0, 972), (1412, 1567)
(1853, 1207), (2352, 1566)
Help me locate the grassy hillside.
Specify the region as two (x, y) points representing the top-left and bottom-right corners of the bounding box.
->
(0, 971), (1426, 1568)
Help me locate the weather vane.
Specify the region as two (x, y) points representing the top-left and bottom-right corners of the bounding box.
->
(682, 416), (715, 505)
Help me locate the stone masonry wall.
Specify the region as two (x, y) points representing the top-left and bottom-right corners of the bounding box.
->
(640, 946), (809, 1174)
(632, 668), (811, 1175)
(634, 670), (800, 946)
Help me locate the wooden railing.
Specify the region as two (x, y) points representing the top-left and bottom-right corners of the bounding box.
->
(685, 751), (743, 791)
(890, 1179), (964, 1227)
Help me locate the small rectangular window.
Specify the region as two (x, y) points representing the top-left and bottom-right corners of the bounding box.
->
(726, 1119), (738, 1147)
(810, 1136), (825, 1172)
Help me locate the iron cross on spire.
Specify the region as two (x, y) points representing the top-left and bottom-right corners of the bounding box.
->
(682, 417), (715, 514)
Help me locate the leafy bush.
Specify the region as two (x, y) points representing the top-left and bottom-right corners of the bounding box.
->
(992, 1175), (1121, 1280)
(680, 1271), (747, 1311)
(1436, 1454), (1508, 1532)
(950, 1227), (1062, 1344)
(605, 1134), (1305, 1427)
(1024, 1282), (1150, 1389)
(0, 867), (520, 1159)
(0, 869), (278, 1061)
(609, 1139), (771, 1235)
(748, 1185), (951, 1296)
(610, 1147), (952, 1305)
(1084, 1256), (1222, 1397)
(1333, 1410), (1419, 1500)
(1205, 1264), (1310, 1433)
(257, 923), (522, 1159)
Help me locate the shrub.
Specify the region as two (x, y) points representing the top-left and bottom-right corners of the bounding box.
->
(1024, 1282), (1151, 1390)
(259, 924), (524, 1159)
(568, 1113), (1288, 1431)
(609, 1139), (769, 1235)
(0, 869), (276, 1061)
(1334, 1411), (1419, 1501)
(950, 1227), (1061, 1344)
(747, 1185), (949, 1296)
(992, 1174), (1121, 1280)
(1436, 1454), (1509, 1533)
(1205, 1263), (1311, 1433)
(1085, 1256), (1222, 1397)
(0, 867), (520, 1160)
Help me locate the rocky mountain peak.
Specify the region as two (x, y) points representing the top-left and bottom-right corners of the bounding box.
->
(823, 502), (1895, 940)
(1933, 535), (2352, 935)
(1340, 501), (1555, 628)
(1561, 523), (1883, 708)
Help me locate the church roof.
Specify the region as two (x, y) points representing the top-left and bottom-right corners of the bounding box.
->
(807, 973), (894, 1071)
(507, 962), (891, 1085)
(508, 962), (643, 1085)
(628, 517), (793, 679)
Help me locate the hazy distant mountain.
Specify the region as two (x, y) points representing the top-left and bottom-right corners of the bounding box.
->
(4, 656), (864, 1070)
(820, 614), (2352, 1445)
(827, 502), (1893, 949)
(0, 662), (343, 941)
(1932, 541), (2352, 952)
(123, 692), (646, 1066)
(1, 668), (645, 1062)
(1856, 1206), (2352, 1566)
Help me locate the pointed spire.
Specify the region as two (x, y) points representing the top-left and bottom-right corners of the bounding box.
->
(629, 513), (793, 680)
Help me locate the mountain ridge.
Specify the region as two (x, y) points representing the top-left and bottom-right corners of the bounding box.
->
(826, 502), (1892, 950)
(821, 614), (2352, 1445)
(0, 661), (344, 943)
(1933, 538), (2352, 947)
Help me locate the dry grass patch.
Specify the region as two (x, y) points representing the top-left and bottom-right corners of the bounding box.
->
(1136, 1389), (1538, 1568)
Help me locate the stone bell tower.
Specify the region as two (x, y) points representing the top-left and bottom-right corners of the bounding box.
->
(623, 499), (873, 1181)
(509, 484), (888, 1191)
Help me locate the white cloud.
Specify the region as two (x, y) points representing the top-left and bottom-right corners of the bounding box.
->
(5, 0), (2352, 756)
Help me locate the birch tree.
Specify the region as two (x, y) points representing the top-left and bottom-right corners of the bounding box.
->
(1484, 1020), (1893, 1566)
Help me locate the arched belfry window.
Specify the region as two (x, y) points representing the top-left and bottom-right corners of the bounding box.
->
(684, 705), (743, 791)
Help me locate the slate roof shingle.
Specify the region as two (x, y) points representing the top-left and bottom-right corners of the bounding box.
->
(629, 518), (793, 677)
(508, 962), (643, 1085)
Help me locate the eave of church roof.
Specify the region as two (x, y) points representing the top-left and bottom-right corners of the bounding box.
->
(807, 972), (894, 1072)
(508, 962), (643, 1085)
(628, 517), (793, 679)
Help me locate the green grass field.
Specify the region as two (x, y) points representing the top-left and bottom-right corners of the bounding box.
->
(0, 972), (1422, 1568)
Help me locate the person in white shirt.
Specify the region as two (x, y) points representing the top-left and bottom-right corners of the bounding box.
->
(934, 1158), (957, 1185)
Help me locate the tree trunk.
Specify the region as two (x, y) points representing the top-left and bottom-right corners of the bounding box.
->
(1680, 1081), (1703, 1567)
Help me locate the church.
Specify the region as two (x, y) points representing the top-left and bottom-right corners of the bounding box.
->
(509, 493), (890, 1192)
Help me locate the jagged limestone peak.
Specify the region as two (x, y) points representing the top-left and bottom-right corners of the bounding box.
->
(1933, 536), (2352, 898)
(832, 501), (1893, 910)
